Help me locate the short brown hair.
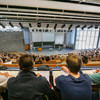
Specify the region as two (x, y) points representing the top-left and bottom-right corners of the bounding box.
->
(82, 56), (88, 64)
(18, 54), (33, 71)
(66, 54), (82, 74)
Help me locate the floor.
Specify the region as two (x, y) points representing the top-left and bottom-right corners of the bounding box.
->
(25, 48), (74, 56)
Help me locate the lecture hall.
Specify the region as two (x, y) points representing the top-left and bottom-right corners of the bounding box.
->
(0, 0), (100, 100)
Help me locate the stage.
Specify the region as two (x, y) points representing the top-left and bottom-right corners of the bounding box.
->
(25, 48), (74, 56)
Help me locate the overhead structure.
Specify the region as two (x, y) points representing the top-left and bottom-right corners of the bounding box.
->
(75, 25), (80, 28)
(61, 24), (65, 28)
(29, 23), (32, 27)
(19, 22), (24, 29)
(9, 22), (14, 27)
(0, 22), (5, 28)
(82, 25), (87, 30)
(54, 24), (57, 29)
(46, 24), (49, 28)
(37, 22), (41, 27)
(88, 25), (93, 29)
(95, 25), (99, 29)
(0, 0), (99, 24)
(68, 24), (73, 30)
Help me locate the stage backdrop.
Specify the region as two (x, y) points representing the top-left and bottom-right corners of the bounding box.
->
(43, 32), (54, 42)
(55, 33), (64, 44)
(0, 32), (25, 52)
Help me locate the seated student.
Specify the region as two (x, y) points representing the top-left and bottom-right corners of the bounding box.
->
(0, 58), (3, 66)
(7, 54), (53, 100)
(45, 56), (50, 62)
(0, 58), (13, 100)
(0, 72), (13, 100)
(82, 56), (88, 64)
(60, 56), (66, 64)
(81, 55), (88, 68)
(55, 54), (92, 100)
(0, 58), (7, 70)
(35, 57), (43, 64)
(89, 69), (100, 100)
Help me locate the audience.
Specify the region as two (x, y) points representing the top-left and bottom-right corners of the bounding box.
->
(77, 48), (100, 60)
(55, 54), (92, 100)
(81, 55), (89, 68)
(82, 56), (88, 64)
(7, 54), (53, 100)
(0, 58), (3, 67)
(35, 58), (43, 64)
(45, 56), (50, 62)
(1, 48), (100, 65)
(60, 56), (66, 64)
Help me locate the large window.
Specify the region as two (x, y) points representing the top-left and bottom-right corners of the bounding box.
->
(98, 40), (100, 48)
(75, 28), (99, 49)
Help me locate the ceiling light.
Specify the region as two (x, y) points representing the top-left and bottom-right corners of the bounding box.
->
(88, 25), (93, 29)
(75, 25), (80, 28)
(29, 23), (32, 27)
(0, 22), (5, 28)
(82, 25), (87, 30)
(54, 24), (57, 29)
(9, 22), (14, 27)
(61, 24), (65, 28)
(37, 22), (41, 27)
(19, 22), (24, 29)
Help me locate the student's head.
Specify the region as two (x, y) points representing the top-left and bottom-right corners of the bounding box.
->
(0, 58), (3, 66)
(66, 54), (82, 74)
(41, 57), (44, 61)
(18, 54), (33, 72)
(46, 56), (50, 62)
(82, 56), (88, 64)
(61, 56), (66, 62)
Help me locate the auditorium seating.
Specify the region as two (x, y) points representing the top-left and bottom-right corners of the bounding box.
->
(0, 51), (99, 100)
(37, 65), (49, 70)
(0, 69), (98, 92)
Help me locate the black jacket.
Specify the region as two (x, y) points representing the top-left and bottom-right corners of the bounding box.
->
(7, 71), (53, 100)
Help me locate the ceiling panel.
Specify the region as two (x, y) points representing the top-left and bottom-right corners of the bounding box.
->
(0, 0), (99, 27)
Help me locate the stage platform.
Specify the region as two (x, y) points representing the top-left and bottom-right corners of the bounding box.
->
(25, 48), (74, 56)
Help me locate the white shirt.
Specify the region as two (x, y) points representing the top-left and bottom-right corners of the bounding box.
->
(0, 75), (8, 87)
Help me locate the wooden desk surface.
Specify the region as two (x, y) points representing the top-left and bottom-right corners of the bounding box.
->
(3, 59), (100, 67)
(3, 63), (66, 67)
(84, 61), (100, 66)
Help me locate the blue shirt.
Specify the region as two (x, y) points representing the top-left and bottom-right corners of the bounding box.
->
(55, 74), (92, 100)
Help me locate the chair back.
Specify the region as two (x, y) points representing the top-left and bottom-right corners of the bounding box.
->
(0, 87), (4, 94)
(37, 65), (49, 71)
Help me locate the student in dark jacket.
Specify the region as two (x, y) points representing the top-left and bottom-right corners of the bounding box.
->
(55, 54), (92, 100)
(7, 54), (53, 100)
